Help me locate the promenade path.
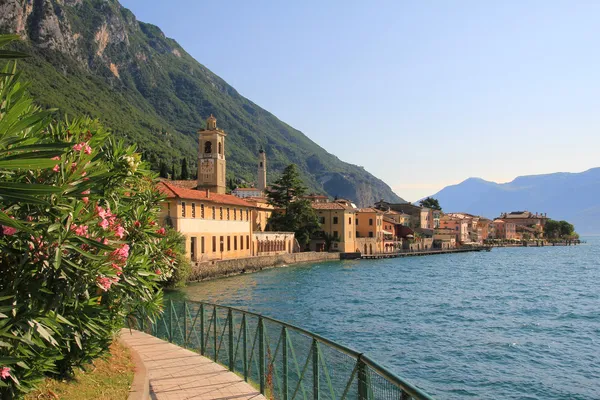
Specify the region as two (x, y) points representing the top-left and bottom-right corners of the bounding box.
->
(120, 329), (267, 400)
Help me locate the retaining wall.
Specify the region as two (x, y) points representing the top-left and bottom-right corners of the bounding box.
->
(190, 252), (340, 281)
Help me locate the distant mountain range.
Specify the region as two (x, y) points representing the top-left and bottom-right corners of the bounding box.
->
(427, 168), (600, 234)
(0, 0), (403, 207)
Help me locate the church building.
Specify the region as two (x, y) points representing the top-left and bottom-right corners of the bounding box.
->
(158, 115), (295, 261)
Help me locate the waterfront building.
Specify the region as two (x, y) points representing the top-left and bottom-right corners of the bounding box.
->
(433, 209), (442, 228)
(440, 215), (470, 243)
(310, 201), (357, 252)
(497, 211), (548, 238)
(492, 219), (517, 240)
(356, 208), (385, 253)
(303, 194), (330, 203)
(433, 228), (457, 249)
(160, 115), (294, 261)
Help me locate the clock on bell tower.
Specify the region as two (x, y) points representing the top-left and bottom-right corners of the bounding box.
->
(197, 114), (227, 194)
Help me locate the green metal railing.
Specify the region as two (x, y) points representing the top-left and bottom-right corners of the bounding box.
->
(129, 300), (434, 400)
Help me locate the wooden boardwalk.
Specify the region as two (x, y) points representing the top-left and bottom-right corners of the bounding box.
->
(121, 329), (266, 400)
(361, 247), (490, 259)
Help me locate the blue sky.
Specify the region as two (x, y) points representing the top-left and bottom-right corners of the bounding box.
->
(120, 0), (600, 201)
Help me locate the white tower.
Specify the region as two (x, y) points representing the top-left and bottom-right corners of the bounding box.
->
(257, 147), (267, 192)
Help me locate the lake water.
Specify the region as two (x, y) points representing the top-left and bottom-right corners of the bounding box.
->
(171, 238), (600, 399)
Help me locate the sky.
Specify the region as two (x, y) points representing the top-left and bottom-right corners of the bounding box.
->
(120, 0), (600, 201)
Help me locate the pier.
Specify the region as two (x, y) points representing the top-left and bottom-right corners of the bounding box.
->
(361, 246), (491, 259)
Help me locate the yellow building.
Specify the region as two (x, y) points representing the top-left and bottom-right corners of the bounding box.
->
(158, 181), (254, 261)
(243, 196), (274, 232)
(159, 115), (294, 261)
(310, 201), (357, 252)
(356, 208), (385, 252)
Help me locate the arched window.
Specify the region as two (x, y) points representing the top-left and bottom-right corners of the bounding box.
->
(204, 141), (212, 154)
(218, 142), (222, 155)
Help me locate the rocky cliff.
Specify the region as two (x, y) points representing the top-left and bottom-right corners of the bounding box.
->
(0, 0), (403, 206)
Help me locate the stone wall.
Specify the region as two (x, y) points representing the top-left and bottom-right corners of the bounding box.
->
(190, 252), (340, 281)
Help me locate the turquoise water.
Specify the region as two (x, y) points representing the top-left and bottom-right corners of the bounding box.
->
(171, 238), (600, 399)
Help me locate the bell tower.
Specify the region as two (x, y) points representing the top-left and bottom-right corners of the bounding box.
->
(257, 147), (267, 192)
(197, 114), (227, 194)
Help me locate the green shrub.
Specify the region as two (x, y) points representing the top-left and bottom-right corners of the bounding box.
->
(0, 36), (185, 398)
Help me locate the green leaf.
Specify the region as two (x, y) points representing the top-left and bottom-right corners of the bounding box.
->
(0, 158), (60, 169)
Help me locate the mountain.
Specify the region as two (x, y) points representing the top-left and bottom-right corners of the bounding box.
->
(428, 168), (600, 234)
(0, 0), (403, 207)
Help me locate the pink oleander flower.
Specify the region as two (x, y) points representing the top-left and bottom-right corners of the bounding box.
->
(82, 171), (87, 177)
(134, 221), (141, 228)
(155, 269), (162, 275)
(111, 244), (130, 261)
(97, 276), (113, 291)
(82, 189), (90, 195)
(112, 263), (123, 276)
(156, 227), (166, 235)
(96, 206), (111, 219)
(0, 367), (10, 380)
(83, 197), (89, 204)
(2, 226), (17, 236)
(84, 144), (92, 155)
(73, 142), (84, 151)
(114, 225), (126, 239)
(53, 164), (60, 173)
(98, 219), (109, 230)
(70, 224), (88, 237)
(51, 156), (61, 161)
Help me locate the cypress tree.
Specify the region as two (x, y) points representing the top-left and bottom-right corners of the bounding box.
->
(171, 162), (177, 180)
(159, 162), (169, 178)
(181, 158), (189, 180)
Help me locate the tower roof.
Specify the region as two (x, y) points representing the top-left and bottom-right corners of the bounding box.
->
(207, 114), (216, 123)
(259, 146), (265, 154)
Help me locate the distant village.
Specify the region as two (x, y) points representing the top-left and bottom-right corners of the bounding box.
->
(158, 115), (574, 262)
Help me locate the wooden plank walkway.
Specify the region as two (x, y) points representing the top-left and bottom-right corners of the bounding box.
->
(120, 329), (266, 400)
(361, 247), (490, 259)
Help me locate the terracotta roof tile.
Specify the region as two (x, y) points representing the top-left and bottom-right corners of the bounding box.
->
(312, 202), (355, 211)
(157, 182), (253, 207)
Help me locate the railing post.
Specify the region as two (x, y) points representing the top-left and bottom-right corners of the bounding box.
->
(169, 299), (173, 342)
(259, 316), (265, 394)
(183, 301), (188, 346)
(282, 327), (288, 400)
(242, 314), (248, 381)
(228, 308), (234, 371)
(357, 355), (369, 400)
(213, 305), (218, 362)
(313, 339), (320, 400)
(200, 303), (205, 355)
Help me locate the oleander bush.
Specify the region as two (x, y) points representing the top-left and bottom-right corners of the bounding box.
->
(0, 35), (184, 398)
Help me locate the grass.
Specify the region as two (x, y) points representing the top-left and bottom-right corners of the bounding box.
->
(25, 341), (135, 400)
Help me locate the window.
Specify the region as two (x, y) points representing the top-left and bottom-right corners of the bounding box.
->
(246, 210), (249, 220)
(200, 204), (205, 218)
(220, 236), (224, 252)
(218, 142), (222, 155)
(260, 162), (263, 167)
(204, 141), (212, 153)
(333, 231), (338, 238)
(201, 237), (205, 253)
(234, 236), (237, 250)
(181, 202), (186, 217)
(190, 237), (196, 260)
(227, 208), (230, 220)
(348, 217), (352, 225)
(369, 218), (373, 226)
(227, 236), (231, 251)
(219, 207), (223, 220)
(356, 218), (358, 225)
(212, 206), (216, 219)
(234, 209), (237, 220)
(240, 235), (244, 250)
(246, 235), (249, 250)
(333, 217), (339, 224)
(212, 236), (216, 252)
(319, 217), (325, 224)
(369, 231), (374, 238)
(191, 203), (196, 218)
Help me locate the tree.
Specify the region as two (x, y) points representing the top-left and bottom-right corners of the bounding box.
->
(544, 219), (576, 239)
(171, 162), (177, 180)
(323, 232), (340, 252)
(180, 158), (189, 180)
(419, 197), (442, 211)
(267, 164), (307, 209)
(266, 165), (319, 247)
(159, 161), (169, 178)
